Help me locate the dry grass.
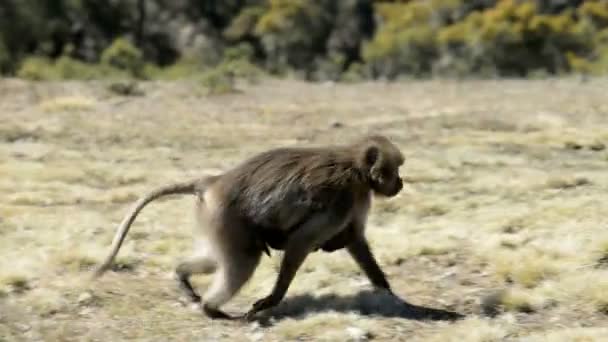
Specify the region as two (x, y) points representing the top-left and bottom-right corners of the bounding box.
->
(39, 95), (96, 112)
(1, 77), (608, 341)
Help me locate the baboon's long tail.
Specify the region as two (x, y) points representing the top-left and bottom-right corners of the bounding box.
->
(92, 176), (217, 278)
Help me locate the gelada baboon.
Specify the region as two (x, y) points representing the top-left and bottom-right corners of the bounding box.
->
(93, 135), (405, 320)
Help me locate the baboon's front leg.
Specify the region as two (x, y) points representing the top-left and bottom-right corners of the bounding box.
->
(347, 233), (392, 293)
(242, 211), (350, 320)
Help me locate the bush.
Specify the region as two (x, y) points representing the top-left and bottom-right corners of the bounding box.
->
(253, 0), (334, 75)
(199, 58), (264, 95)
(5, 0), (608, 80)
(100, 38), (145, 78)
(251, 0), (375, 80)
(363, 0), (600, 78)
(16, 56), (124, 81)
(568, 2), (608, 75)
(199, 66), (237, 95)
(362, 0), (464, 79)
(143, 56), (204, 80)
(16, 57), (57, 81)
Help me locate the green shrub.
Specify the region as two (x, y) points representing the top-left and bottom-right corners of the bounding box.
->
(568, 2), (608, 75)
(54, 56), (121, 80)
(100, 38), (145, 78)
(254, 0), (334, 74)
(223, 6), (267, 41)
(434, 0), (594, 77)
(362, 1), (463, 78)
(198, 44), (265, 95)
(362, 0), (606, 78)
(579, 0), (608, 27)
(16, 55), (124, 81)
(6, 0), (608, 80)
(199, 58), (264, 95)
(341, 61), (366, 82)
(199, 65), (237, 95)
(143, 56), (205, 80)
(224, 43), (256, 62)
(16, 57), (59, 80)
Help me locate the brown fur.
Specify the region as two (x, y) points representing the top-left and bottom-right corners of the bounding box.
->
(93, 135), (405, 320)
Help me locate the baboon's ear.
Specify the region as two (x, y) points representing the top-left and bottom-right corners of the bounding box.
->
(364, 145), (380, 167)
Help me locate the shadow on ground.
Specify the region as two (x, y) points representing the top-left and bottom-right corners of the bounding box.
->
(251, 290), (464, 325)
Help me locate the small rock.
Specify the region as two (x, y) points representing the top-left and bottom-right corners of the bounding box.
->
(15, 323), (31, 332)
(330, 121), (344, 128)
(346, 326), (371, 341)
(79, 307), (93, 316)
(589, 142), (606, 151)
(564, 141), (583, 150)
(248, 331), (264, 342)
(77, 291), (94, 305)
(393, 257), (406, 265)
(248, 321), (261, 331)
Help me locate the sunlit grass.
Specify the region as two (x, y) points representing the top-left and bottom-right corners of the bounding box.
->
(39, 96), (96, 112)
(1, 78), (607, 340)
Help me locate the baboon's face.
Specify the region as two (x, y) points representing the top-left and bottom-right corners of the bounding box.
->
(365, 141), (405, 198)
(370, 160), (403, 197)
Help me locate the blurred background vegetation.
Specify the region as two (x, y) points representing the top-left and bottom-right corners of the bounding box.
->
(1, 0), (608, 82)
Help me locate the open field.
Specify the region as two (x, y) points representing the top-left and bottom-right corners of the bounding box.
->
(1, 77), (608, 341)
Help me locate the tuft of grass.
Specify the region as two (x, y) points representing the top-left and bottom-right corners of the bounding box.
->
(414, 316), (514, 342)
(415, 203), (449, 218)
(544, 175), (591, 190)
(521, 327), (608, 342)
(593, 239), (608, 268)
(374, 200), (402, 215)
(102, 189), (140, 204)
(110, 255), (142, 273)
(499, 287), (551, 313)
(54, 250), (99, 272)
(39, 96), (96, 113)
(491, 249), (560, 288)
(274, 314), (375, 341)
(0, 273), (31, 294)
(28, 288), (69, 317)
(575, 271), (608, 315)
(419, 244), (454, 256)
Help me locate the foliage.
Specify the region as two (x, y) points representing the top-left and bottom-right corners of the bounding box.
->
(363, 1), (443, 78)
(3, 0), (608, 80)
(199, 52), (265, 95)
(567, 1), (608, 74)
(253, 0), (334, 75)
(100, 38), (145, 78)
(16, 56), (122, 81)
(441, 1), (594, 76)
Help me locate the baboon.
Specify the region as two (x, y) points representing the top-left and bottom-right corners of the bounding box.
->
(93, 135), (405, 320)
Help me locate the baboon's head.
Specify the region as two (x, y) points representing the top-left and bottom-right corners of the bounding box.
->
(357, 135), (405, 197)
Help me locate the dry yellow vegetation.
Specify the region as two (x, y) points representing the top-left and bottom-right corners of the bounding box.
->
(1, 77), (608, 341)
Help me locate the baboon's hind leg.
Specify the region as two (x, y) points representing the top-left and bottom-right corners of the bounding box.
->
(202, 247), (262, 320)
(176, 254), (217, 303)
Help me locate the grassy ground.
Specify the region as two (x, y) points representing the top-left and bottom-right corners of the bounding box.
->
(1, 77), (608, 341)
